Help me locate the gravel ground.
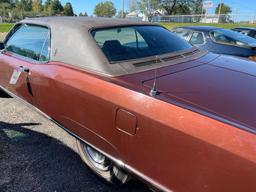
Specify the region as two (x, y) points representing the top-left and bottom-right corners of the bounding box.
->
(0, 90), (150, 192)
(0, 33), (7, 41)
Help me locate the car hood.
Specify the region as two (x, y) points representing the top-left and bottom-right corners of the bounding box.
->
(115, 54), (256, 133)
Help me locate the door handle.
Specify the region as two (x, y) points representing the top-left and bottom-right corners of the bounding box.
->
(19, 66), (33, 96)
(19, 66), (30, 73)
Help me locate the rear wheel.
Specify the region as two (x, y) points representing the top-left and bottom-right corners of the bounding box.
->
(76, 139), (130, 185)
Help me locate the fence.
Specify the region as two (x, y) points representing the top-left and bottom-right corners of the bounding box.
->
(152, 14), (256, 24)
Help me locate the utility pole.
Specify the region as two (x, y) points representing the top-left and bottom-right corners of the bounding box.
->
(218, 0), (222, 23)
(122, 0), (125, 18)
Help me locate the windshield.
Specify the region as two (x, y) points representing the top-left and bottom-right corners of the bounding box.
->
(91, 26), (192, 62)
(211, 29), (256, 46)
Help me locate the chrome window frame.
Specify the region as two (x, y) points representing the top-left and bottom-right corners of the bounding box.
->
(2, 23), (52, 64)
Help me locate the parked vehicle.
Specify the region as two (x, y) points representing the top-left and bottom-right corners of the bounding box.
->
(232, 27), (256, 39)
(172, 26), (256, 61)
(0, 17), (256, 192)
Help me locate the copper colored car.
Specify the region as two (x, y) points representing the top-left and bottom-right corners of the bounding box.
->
(0, 17), (255, 192)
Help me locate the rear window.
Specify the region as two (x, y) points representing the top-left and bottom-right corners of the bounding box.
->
(92, 26), (192, 62)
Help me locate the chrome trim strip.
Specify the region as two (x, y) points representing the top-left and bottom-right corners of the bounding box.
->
(0, 85), (170, 192)
(163, 97), (256, 135)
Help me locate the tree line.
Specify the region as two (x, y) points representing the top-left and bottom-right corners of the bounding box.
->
(131, 0), (231, 17)
(93, 0), (208, 18)
(0, 0), (77, 22)
(0, 0), (232, 23)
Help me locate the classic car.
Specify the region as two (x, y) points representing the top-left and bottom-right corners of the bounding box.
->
(232, 27), (256, 39)
(172, 26), (256, 61)
(0, 17), (256, 192)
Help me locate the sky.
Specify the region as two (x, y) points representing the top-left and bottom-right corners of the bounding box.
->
(56, 0), (256, 16)
(60, 0), (128, 15)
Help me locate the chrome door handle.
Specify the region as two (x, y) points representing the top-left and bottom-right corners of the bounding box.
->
(19, 66), (30, 73)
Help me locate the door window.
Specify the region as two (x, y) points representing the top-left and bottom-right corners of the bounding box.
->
(190, 32), (205, 45)
(210, 31), (236, 45)
(5, 24), (50, 62)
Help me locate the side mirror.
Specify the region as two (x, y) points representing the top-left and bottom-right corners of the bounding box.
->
(0, 42), (4, 50)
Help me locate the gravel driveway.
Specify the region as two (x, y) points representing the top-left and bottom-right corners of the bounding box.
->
(0, 92), (150, 191)
(0, 33), (7, 41)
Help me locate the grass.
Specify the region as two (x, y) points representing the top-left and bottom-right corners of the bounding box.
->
(1, 22), (256, 32)
(160, 22), (256, 29)
(0, 23), (14, 32)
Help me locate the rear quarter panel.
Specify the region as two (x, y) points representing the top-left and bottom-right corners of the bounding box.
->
(29, 62), (256, 192)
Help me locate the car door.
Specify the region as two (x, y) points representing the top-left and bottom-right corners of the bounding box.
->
(0, 24), (50, 105)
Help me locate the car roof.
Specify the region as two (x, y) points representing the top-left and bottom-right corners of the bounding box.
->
(21, 16), (151, 30)
(7, 17), (204, 77)
(11, 17), (160, 76)
(176, 26), (220, 32)
(233, 27), (256, 31)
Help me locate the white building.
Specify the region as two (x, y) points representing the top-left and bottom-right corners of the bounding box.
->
(200, 15), (219, 23)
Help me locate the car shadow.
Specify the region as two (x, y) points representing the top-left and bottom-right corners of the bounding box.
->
(0, 89), (11, 98)
(0, 121), (150, 192)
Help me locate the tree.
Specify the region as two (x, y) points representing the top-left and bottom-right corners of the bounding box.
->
(215, 3), (232, 14)
(129, 0), (138, 12)
(51, 0), (63, 15)
(0, 1), (12, 22)
(94, 1), (116, 18)
(160, 0), (177, 15)
(172, 3), (190, 15)
(78, 12), (88, 17)
(44, 0), (53, 15)
(15, 0), (32, 12)
(13, 0), (33, 19)
(137, 0), (159, 21)
(215, 3), (232, 23)
(63, 2), (74, 16)
(160, 0), (192, 15)
(117, 10), (128, 18)
(191, 0), (204, 14)
(32, 0), (43, 15)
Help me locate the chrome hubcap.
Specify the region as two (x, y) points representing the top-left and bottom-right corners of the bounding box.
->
(84, 145), (109, 171)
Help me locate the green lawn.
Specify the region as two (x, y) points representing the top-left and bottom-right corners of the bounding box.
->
(1, 22), (256, 32)
(0, 23), (14, 32)
(161, 22), (256, 29)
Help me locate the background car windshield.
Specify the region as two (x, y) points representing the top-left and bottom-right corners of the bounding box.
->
(211, 29), (256, 46)
(92, 26), (192, 62)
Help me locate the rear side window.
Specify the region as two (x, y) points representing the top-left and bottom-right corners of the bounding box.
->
(173, 29), (192, 41)
(210, 30), (237, 45)
(190, 32), (205, 45)
(5, 24), (50, 62)
(92, 26), (192, 62)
